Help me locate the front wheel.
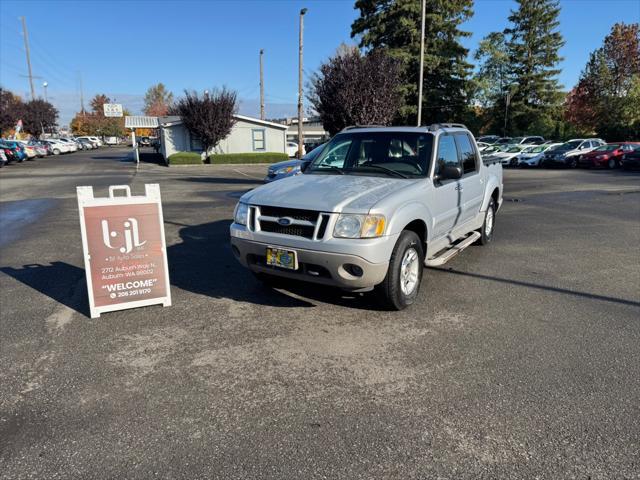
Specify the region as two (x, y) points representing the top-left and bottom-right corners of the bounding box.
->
(568, 157), (578, 168)
(607, 158), (616, 169)
(478, 198), (496, 245)
(375, 230), (424, 310)
(53, 148), (60, 155)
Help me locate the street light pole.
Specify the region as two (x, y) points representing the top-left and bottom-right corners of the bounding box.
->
(43, 81), (48, 102)
(417, 0), (426, 126)
(297, 8), (307, 159)
(259, 49), (265, 120)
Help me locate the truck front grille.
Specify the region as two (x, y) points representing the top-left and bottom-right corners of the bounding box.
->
(250, 205), (331, 240)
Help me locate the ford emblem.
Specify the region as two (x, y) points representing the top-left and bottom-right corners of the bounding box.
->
(277, 217), (293, 226)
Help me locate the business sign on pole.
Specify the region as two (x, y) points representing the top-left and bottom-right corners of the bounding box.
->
(77, 184), (171, 318)
(103, 103), (123, 117)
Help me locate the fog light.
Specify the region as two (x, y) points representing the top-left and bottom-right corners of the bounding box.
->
(345, 264), (363, 277)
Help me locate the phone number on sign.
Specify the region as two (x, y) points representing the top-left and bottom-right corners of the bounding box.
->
(110, 288), (152, 299)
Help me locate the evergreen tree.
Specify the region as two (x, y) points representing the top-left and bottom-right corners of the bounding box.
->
(351, 0), (473, 125)
(504, 0), (565, 135)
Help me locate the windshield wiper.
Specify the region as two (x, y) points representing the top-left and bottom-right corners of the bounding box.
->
(357, 164), (408, 178)
(314, 165), (345, 175)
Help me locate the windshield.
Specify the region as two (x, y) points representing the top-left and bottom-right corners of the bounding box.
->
(507, 146), (523, 153)
(528, 145), (546, 153)
(594, 144), (619, 151)
(510, 137), (524, 143)
(557, 140), (582, 150)
(307, 131), (434, 178)
(302, 143), (326, 161)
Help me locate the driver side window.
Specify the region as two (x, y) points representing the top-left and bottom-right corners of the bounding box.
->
(434, 135), (460, 178)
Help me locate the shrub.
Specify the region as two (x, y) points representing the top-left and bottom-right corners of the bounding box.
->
(168, 151), (203, 165)
(207, 152), (289, 164)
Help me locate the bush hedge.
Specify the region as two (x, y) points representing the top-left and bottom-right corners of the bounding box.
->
(168, 152), (203, 165)
(207, 152), (289, 164)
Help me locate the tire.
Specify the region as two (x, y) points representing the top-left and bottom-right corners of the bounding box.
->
(375, 230), (424, 310)
(53, 148), (60, 155)
(478, 197), (496, 245)
(607, 158), (616, 169)
(568, 157), (577, 168)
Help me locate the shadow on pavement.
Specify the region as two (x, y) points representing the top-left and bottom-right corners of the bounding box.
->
(432, 267), (640, 308)
(167, 219), (382, 310)
(0, 262), (89, 316)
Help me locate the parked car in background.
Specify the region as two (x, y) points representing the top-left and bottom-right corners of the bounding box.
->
(286, 142), (305, 158)
(231, 124), (503, 310)
(15, 140), (38, 159)
(42, 139), (69, 155)
(476, 141), (492, 152)
(2, 141), (28, 162)
(104, 136), (121, 146)
(491, 145), (528, 167)
(509, 136), (546, 145)
(0, 149), (6, 167)
(621, 146), (640, 170)
(577, 143), (640, 169)
(28, 140), (48, 157)
(517, 143), (562, 167)
(541, 138), (606, 168)
(76, 136), (101, 147)
(494, 137), (513, 145)
(56, 138), (78, 152)
(78, 138), (95, 150)
(264, 143), (326, 183)
(477, 135), (501, 144)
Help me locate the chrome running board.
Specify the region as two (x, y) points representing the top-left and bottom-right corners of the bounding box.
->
(425, 231), (481, 267)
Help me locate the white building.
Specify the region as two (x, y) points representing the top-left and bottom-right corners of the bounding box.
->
(157, 114), (288, 160)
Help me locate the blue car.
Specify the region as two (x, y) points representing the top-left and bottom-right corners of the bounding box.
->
(1, 141), (28, 162)
(264, 143), (326, 183)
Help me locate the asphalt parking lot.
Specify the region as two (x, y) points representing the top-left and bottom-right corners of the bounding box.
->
(1, 147), (639, 479)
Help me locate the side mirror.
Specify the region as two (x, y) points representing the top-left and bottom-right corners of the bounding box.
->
(436, 165), (463, 182)
(300, 160), (311, 172)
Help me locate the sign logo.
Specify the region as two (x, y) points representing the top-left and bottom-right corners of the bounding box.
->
(277, 217), (293, 226)
(101, 218), (146, 253)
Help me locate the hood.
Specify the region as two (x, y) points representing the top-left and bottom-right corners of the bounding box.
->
(268, 159), (304, 171)
(241, 173), (421, 213)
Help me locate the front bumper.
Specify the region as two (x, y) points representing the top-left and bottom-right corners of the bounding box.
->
(230, 227), (395, 290)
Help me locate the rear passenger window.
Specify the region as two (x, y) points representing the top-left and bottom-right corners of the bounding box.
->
(455, 134), (477, 174)
(435, 135), (459, 176)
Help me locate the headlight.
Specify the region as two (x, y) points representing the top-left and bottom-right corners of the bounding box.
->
(274, 165), (300, 175)
(234, 202), (249, 225)
(334, 214), (386, 238)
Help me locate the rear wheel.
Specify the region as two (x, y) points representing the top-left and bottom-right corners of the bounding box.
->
(478, 198), (496, 245)
(607, 158), (616, 169)
(568, 157), (578, 168)
(375, 230), (424, 310)
(53, 148), (60, 155)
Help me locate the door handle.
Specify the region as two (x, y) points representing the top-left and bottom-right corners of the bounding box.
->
(455, 185), (463, 191)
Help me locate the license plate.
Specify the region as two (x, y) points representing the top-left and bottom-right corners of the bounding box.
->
(266, 247), (298, 270)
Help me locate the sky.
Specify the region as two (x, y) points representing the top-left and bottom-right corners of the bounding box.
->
(1, 0), (638, 126)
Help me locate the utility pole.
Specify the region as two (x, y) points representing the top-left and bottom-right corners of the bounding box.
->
(20, 17), (36, 101)
(504, 91), (511, 137)
(79, 72), (85, 114)
(417, 0), (426, 126)
(259, 49), (265, 120)
(297, 8), (307, 159)
(43, 81), (48, 102)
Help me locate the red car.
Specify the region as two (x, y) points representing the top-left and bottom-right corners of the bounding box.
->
(577, 142), (640, 169)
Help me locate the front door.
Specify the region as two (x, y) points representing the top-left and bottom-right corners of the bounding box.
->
(431, 134), (464, 239)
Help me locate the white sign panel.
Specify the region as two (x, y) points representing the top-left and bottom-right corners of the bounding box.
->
(103, 103), (123, 117)
(77, 184), (171, 318)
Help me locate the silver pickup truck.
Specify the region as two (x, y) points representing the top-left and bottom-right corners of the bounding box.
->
(230, 124), (503, 309)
